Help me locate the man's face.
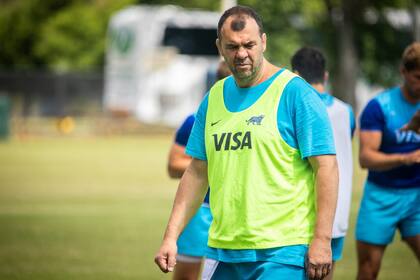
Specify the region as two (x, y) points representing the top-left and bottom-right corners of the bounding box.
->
(402, 67), (420, 101)
(216, 16), (266, 83)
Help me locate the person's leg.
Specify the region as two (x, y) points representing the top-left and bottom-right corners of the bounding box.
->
(403, 235), (420, 261)
(173, 260), (202, 280)
(400, 188), (420, 261)
(356, 241), (386, 280)
(355, 182), (400, 280)
(175, 205), (212, 280)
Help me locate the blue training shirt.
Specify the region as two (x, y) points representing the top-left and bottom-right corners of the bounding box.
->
(175, 114), (195, 146)
(185, 68), (336, 266)
(174, 114), (210, 204)
(360, 87), (420, 188)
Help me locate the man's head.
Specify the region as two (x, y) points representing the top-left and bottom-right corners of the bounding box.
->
(291, 47), (327, 85)
(217, 6), (263, 39)
(216, 6), (266, 85)
(401, 42), (420, 101)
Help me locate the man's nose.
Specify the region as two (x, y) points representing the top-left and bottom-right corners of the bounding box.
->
(236, 47), (248, 59)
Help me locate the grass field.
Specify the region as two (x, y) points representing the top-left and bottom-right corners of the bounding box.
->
(0, 135), (418, 279)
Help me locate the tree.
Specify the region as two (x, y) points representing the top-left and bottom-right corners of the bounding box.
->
(319, 0), (414, 108)
(0, 0), (74, 69)
(0, 0), (137, 71)
(0, 0), (416, 106)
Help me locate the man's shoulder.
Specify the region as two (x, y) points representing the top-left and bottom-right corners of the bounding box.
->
(331, 96), (350, 107)
(331, 96), (354, 116)
(373, 87), (400, 106)
(282, 75), (314, 97)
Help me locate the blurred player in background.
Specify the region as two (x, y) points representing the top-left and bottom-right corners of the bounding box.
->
(166, 61), (230, 280)
(291, 46), (355, 280)
(356, 42), (420, 280)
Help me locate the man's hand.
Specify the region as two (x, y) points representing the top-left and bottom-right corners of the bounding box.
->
(401, 110), (420, 133)
(154, 239), (177, 273)
(305, 237), (332, 280)
(402, 149), (420, 165)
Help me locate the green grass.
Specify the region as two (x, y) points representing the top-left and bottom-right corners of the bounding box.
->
(0, 136), (418, 279)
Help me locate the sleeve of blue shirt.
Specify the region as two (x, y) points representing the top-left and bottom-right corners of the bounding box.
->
(278, 78), (336, 159)
(175, 114), (195, 147)
(185, 93), (209, 161)
(360, 98), (385, 131)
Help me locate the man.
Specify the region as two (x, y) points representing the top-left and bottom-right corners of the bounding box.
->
(291, 47), (356, 279)
(356, 42), (420, 280)
(166, 61), (231, 280)
(155, 6), (338, 280)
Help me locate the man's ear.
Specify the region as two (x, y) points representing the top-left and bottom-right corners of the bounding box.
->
(324, 71), (329, 82)
(261, 33), (267, 52)
(216, 38), (222, 56)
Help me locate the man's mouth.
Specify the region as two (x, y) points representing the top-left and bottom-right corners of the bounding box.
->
(235, 63), (250, 69)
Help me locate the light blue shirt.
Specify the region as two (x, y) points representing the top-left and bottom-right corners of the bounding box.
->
(186, 69), (336, 266)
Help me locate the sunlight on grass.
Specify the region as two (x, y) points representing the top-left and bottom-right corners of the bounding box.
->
(0, 136), (418, 279)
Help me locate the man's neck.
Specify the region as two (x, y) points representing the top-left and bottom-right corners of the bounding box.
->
(311, 83), (325, 94)
(401, 85), (419, 104)
(235, 59), (280, 88)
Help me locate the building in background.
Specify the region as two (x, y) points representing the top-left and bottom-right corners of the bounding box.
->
(104, 5), (220, 127)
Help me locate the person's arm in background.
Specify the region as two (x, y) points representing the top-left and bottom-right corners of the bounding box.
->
(359, 131), (420, 170)
(307, 155), (338, 280)
(167, 115), (195, 178)
(168, 144), (192, 178)
(155, 158), (209, 273)
(359, 99), (420, 171)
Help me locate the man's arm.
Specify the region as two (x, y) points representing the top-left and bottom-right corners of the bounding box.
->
(306, 154), (338, 280)
(167, 143), (192, 178)
(155, 158), (208, 273)
(359, 130), (420, 171)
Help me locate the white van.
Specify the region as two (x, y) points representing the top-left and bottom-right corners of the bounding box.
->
(104, 5), (220, 126)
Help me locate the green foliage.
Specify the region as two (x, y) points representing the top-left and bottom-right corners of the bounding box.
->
(138, 0), (219, 10)
(0, 0), (73, 69)
(357, 17), (413, 86)
(34, 0), (138, 71)
(0, 0), (417, 87)
(0, 0), (137, 71)
(34, 4), (104, 71)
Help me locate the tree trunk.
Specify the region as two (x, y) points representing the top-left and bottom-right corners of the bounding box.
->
(413, 6), (420, 41)
(333, 13), (358, 110)
(324, 0), (362, 111)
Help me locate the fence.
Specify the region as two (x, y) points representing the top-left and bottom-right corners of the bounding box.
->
(0, 71), (104, 117)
